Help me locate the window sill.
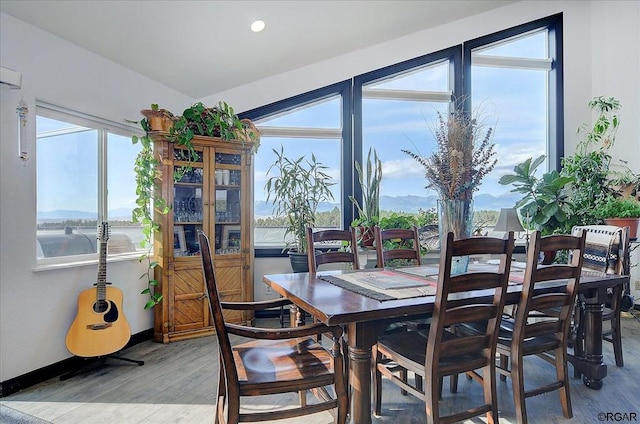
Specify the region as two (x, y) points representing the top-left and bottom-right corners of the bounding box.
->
(33, 251), (142, 272)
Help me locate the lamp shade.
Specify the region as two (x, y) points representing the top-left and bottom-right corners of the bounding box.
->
(494, 208), (524, 232)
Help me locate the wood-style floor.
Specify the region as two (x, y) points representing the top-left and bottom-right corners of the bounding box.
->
(2, 314), (640, 423)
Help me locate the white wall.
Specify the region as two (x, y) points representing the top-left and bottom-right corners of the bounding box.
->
(2, 0), (639, 382)
(0, 12), (193, 381)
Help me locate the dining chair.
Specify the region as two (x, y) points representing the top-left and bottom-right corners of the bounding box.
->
(571, 224), (630, 369)
(494, 230), (586, 424)
(306, 227), (360, 272)
(374, 225), (421, 268)
(197, 231), (349, 424)
(373, 231), (515, 424)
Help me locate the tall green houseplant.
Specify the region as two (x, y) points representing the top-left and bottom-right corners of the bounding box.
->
(349, 148), (382, 246)
(265, 146), (335, 256)
(499, 155), (574, 235)
(561, 96), (621, 227)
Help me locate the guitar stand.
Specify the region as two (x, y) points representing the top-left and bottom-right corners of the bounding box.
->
(60, 354), (144, 381)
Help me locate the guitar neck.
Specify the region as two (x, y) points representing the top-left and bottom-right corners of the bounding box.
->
(96, 225), (109, 303)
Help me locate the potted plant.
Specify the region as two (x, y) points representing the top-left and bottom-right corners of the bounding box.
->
(131, 101), (259, 308)
(349, 147), (382, 247)
(561, 96), (621, 227)
(499, 155), (574, 236)
(264, 145), (336, 272)
(594, 196), (640, 239)
(403, 105), (497, 273)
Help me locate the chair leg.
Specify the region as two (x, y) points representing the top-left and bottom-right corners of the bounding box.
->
(400, 368), (408, 396)
(482, 365), (498, 424)
(555, 346), (573, 419)
(573, 301), (586, 378)
(450, 374), (458, 393)
(499, 354), (508, 382)
(373, 347), (383, 416)
(511, 353), (528, 424)
(426, 374), (441, 424)
(611, 306), (624, 367)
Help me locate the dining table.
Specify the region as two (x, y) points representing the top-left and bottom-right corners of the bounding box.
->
(262, 264), (629, 424)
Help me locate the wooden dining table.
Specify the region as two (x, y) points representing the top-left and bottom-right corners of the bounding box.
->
(262, 265), (628, 424)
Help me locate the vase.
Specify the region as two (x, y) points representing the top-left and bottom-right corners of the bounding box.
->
(437, 199), (474, 274)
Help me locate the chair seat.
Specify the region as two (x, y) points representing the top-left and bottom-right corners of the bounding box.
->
(459, 319), (561, 357)
(234, 337), (335, 387)
(378, 328), (488, 377)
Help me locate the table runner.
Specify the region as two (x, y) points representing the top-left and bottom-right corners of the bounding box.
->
(319, 270), (437, 301)
(319, 264), (528, 301)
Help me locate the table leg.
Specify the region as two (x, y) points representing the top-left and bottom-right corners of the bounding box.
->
(345, 322), (380, 424)
(582, 297), (606, 389)
(568, 287), (607, 390)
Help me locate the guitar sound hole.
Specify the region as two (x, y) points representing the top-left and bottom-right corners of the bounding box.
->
(93, 300), (120, 323)
(94, 300), (109, 314)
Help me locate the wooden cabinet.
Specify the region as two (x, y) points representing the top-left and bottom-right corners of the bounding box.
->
(151, 134), (254, 343)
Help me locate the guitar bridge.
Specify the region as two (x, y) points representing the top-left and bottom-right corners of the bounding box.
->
(87, 323), (112, 330)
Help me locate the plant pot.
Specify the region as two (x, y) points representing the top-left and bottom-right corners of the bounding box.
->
(356, 226), (375, 248)
(604, 217), (640, 240)
(234, 119), (260, 142)
(141, 109), (174, 132)
(288, 250), (310, 273)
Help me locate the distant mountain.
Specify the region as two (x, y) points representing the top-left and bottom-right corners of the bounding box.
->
(256, 192), (522, 217)
(41, 193), (522, 222)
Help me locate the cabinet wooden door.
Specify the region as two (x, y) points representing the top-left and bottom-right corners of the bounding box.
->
(152, 135), (254, 343)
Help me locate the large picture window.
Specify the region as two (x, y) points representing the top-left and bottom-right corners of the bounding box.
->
(36, 104), (142, 262)
(243, 14), (562, 252)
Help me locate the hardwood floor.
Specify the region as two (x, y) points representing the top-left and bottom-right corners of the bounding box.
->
(2, 314), (640, 423)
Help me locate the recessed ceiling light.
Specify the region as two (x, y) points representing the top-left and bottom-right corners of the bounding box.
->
(251, 20), (265, 33)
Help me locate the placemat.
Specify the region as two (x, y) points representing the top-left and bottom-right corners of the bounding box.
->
(319, 270), (437, 301)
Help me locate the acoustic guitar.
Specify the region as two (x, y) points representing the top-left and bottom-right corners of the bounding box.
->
(66, 222), (131, 357)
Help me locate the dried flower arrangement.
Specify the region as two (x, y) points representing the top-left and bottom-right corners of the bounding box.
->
(403, 108), (497, 201)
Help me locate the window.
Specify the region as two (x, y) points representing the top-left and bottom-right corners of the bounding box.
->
(465, 13), (563, 196)
(355, 47), (460, 214)
(36, 104), (142, 262)
(246, 82), (351, 249)
(243, 15), (562, 252)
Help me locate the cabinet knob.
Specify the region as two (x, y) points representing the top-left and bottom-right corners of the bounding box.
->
(197, 293), (209, 300)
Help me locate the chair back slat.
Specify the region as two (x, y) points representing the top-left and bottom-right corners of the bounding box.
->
(529, 292), (572, 310)
(375, 226), (422, 268)
(448, 272), (505, 293)
(443, 304), (498, 327)
(306, 227), (359, 272)
(441, 335), (488, 356)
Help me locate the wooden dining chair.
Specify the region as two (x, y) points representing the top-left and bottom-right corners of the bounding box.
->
(197, 231), (349, 424)
(571, 225), (630, 369)
(306, 227), (360, 272)
(373, 232), (515, 424)
(374, 225), (421, 268)
(494, 230), (586, 424)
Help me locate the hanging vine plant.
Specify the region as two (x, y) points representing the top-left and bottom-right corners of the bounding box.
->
(131, 102), (259, 309)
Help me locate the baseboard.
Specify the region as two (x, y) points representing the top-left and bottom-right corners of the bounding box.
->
(0, 329), (152, 398)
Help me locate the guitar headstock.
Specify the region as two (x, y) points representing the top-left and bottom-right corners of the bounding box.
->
(98, 222), (111, 242)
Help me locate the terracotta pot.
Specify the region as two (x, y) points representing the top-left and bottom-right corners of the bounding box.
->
(356, 226), (375, 248)
(604, 217), (640, 240)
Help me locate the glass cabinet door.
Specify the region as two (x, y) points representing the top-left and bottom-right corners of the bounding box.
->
(214, 152), (242, 255)
(173, 149), (204, 257)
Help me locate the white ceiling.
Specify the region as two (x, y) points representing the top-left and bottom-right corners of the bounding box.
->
(1, 0), (515, 99)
